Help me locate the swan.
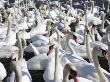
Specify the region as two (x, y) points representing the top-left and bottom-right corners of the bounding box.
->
(25, 42), (49, 54)
(19, 30), (31, 40)
(15, 18), (28, 31)
(31, 35), (49, 43)
(106, 26), (110, 70)
(61, 38), (110, 82)
(61, 32), (106, 59)
(27, 22), (63, 70)
(63, 63), (93, 82)
(8, 58), (32, 82)
(25, 35), (49, 70)
(0, 13), (17, 46)
(0, 62), (6, 81)
(29, 18), (48, 37)
(27, 52), (48, 70)
(24, 31), (49, 54)
(0, 45), (18, 58)
(54, 28), (109, 82)
(100, 11), (106, 34)
(43, 26), (63, 82)
(7, 32), (32, 82)
(92, 46), (109, 82)
(43, 27), (93, 82)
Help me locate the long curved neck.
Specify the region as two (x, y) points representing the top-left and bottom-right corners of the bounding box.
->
(46, 21), (51, 37)
(54, 28), (60, 82)
(63, 64), (78, 82)
(66, 35), (75, 54)
(107, 2), (109, 13)
(16, 33), (23, 60)
(92, 48), (108, 82)
(55, 28), (61, 48)
(63, 66), (69, 82)
(100, 11), (105, 34)
(85, 33), (93, 63)
(0, 14), (2, 22)
(106, 27), (110, 70)
(6, 14), (11, 36)
(70, 0), (72, 12)
(21, 37), (27, 49)
(12, 61), (22, 82)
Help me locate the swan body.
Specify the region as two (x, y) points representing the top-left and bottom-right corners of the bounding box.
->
(0, 45), (18, 58)
(16, 21), (28, 31)
(31, 35), (49, 43)
(19, 30), (31, 39)
(8, 59), (32, 82)
(25, 43), (49, 54)
(43, 49), (63, 82)
(69, 77), (93, 82)
(29, 19), (47, 37)
(0, 62), (6, 80)
(1, 31), (16, 46)
(60, 43), (109, 82)
(27, 53), (48, 70)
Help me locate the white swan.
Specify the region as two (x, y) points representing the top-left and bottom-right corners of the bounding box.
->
(43, 27), (63, 82)
(0, 45), (18, 58)
(61, 40), (110, 82)
(27, 53), (48, 70)
(63, 63), (93, 82)
(7, 32), (32, 82)
(0, 13), (17, 46)
(0, 62), (6, 81)
(43, 27), (93, 82)
(106, 26), (110, 70)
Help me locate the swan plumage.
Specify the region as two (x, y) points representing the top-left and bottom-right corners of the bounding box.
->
(0, 62), (6, 81)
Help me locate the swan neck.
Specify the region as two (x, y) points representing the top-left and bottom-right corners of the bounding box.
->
(6, 16), (11, 36)
(106, 29), (110, 70)
(92, 50), (100, 67)
(63, 65), (70, 82)
(54, 28), (60, 82)
(101, 11), (105, 32)
(92, 49), (108, 82)
(21, 37), (27, 49)
(70, 0), (72, 11)
(46, 21), (51, 37)
(16, 33), (23, 60)
(107, 3), (109, 12)
(66, 35), (74, 54)
(55, 28), (61, 48)
(85, 34), (93, 63)
(13, 62), (22, 82)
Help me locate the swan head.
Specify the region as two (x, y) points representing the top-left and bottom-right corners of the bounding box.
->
(92, 45), (108, 59)
(63, 63), (79, 82)
(11, 53), (18, 61)
(67, 32), (77, 42)
(47, 19), (55, 28)
(47, 41), (59, 55)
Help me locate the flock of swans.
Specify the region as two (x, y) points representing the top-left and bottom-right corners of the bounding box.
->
(0, 0), (110, 82)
